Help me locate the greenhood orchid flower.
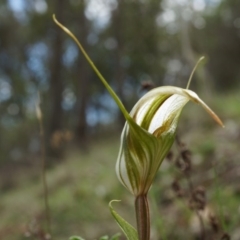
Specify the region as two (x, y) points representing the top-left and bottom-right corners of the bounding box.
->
(116, 86), (223, 196)
(53, 15), (224, 198)
(53, 16), (225, 240)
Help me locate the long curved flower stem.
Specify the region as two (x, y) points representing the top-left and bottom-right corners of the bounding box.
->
(52, 15), (131, 122)
(135, 194), (150, 240)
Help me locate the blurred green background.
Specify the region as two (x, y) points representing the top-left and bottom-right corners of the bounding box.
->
(0, 0), (240, 239)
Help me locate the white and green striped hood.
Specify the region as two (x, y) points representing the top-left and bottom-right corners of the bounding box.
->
(116, 86), (223, 196)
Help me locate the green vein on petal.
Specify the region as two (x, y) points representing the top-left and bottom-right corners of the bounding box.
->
(119, 118), (159, 195)
(140, 94), (170, 131)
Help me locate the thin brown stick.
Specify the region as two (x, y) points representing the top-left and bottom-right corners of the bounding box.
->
(176, 135), (206, 240)
(36, 96), (52, 236)
(185, 173), (206, 240)
(135, 194), (150, 240)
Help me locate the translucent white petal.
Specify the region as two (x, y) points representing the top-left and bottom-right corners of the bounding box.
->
(129, 87), (186, 125)
(115, 124), (135, 194)
(148, 94), (189, 134)
(130, 86), (223, 129)
(116, 153), (134, 194)
(133, 97), (155, 126)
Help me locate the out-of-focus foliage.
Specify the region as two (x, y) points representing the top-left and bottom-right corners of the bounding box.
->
(192, 0), (240, 90)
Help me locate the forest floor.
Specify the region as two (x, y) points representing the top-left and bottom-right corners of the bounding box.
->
(0, 91), (240, 240)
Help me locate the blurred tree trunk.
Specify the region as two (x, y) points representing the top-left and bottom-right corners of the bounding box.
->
(179, 4), (212, 96)
(48, 0), (65, 156)
(110, 0), (162, 128)
(75, 1), (91, 146)
(112, 0), (127, 128)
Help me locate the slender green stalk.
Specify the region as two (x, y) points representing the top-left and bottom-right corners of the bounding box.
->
(135, 195), (150, 240)
(36, 96), (51, 235)
(186, 56), (205, 89)
(52, 15), (130, 122)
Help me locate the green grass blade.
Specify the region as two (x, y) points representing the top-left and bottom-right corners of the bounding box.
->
(109, 200), (138, 240)
(110, 233), (121, 240)
(69, 236), (85, 240)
